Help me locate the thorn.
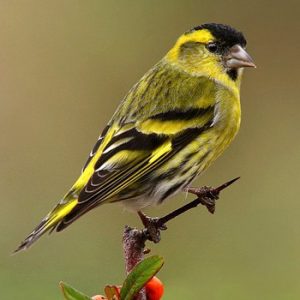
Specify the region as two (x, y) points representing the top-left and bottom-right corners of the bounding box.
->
(213, 177), (240, 194)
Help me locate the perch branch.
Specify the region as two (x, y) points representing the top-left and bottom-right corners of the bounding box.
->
(122, 177), (239, 300)
(123, 226), (147, 300)
(157, 176), (240, 226)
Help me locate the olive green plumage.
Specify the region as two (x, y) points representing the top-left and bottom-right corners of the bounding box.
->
(15, 23), (255, 252)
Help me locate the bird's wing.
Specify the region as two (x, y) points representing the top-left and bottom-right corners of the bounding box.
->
(79, 123), (171, 203)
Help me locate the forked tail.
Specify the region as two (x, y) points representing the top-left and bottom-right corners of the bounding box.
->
(14, 198), (78, 253)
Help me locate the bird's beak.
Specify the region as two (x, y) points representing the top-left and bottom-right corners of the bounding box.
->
(225, 44), (256, 69)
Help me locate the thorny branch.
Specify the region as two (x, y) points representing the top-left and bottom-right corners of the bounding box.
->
(122, 177), (239, 300)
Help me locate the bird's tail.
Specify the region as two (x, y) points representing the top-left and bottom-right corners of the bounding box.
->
(14, 198), (78, 253)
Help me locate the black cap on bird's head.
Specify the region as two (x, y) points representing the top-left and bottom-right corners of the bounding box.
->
(189, 23), (247, 49)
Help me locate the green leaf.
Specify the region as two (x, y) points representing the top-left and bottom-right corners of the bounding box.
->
(60, 281), (91, 300)
(120, 255), (164, 300)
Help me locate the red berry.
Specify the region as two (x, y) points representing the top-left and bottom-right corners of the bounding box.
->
(145, 276), (164, 300)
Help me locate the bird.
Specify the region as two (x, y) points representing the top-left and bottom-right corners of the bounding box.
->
(15, 23), (255, 252)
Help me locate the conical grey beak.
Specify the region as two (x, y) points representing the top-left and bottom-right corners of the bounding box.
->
(225, 44), (256, 69)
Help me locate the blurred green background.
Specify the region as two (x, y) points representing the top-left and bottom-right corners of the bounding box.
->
(1, 1), (299, 299)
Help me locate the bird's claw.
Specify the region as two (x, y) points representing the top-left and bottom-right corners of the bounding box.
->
(138, 212), (167, 243)
(184, 186), (219, 214)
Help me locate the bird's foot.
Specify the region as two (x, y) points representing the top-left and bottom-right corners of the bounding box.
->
(184, 177), (240, 214)
(184, 186), (219, 214)
(138, 211), (167, 243)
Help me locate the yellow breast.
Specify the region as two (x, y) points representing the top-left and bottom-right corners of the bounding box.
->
(199, 86), (241, 173)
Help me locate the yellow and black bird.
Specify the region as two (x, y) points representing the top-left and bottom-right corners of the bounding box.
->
(16, 23), (255, 252)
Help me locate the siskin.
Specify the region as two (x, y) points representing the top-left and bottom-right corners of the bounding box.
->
(16, 23), (255, 252)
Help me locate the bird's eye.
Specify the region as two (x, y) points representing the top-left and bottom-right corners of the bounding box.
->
(206, 42), (218, 53)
